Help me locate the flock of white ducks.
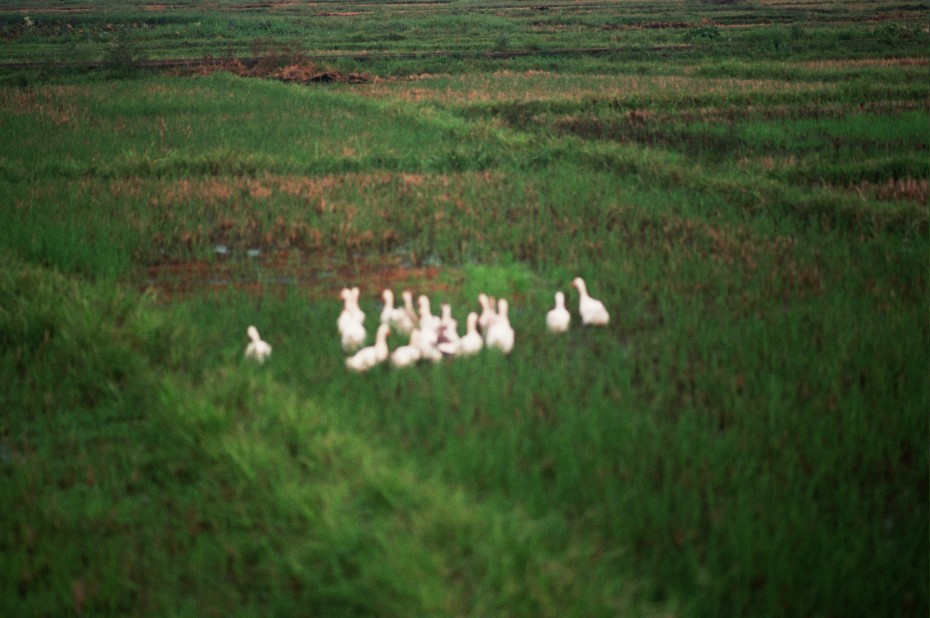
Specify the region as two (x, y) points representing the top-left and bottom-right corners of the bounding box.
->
(245, 277), (609, 371)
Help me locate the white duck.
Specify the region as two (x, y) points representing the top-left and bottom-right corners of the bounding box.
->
(380, 288), (395, 325)
(338, 287), (367, 351)
(346, 324), (391, 372)
(546, 291), (571, 333)
(436, 302), (461, 353)
(390, 329), (424, 368)
(572, 277), (610, 326)
(478, 293), (497, 333)
(413, 321), (444, 363)
(341, 318), (366, 352)
(485, 298), (514, 354)
(417, 295), (442, 345)
(401, 290), (418, 327)
(457, 312), (484, 356)
(381, 289), (415, 335)
(244, 325), (272, 363)
(337, 287), (365, 334)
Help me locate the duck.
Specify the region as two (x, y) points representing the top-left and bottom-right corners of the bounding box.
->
(337, 287), (365, 334)
(572, 277), (610, 326)
(477, 293), (497, 333)
(390, 329), (423, 368)
(485, 298), (514, 354)
(546, 291), (571, 333)
(380, 289), (396, 325)
(244, 325), (272, 363)
(346, 324), (391, 372)
(411, 317), (443, 363)
(436, 302), (461, 353)
(338, 287), (367, 351)
(341, 318), (367, 352)
(417, 295), (442, 345)
(401, 290), (418, 327)
(457, 312), (484, 356)
(439, 302), (458, 335)
(381, 289), (415, 335)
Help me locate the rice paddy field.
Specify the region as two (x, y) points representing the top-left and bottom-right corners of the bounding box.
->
(1, 0), (928, 616)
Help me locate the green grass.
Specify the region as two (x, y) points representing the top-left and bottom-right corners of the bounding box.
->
(1, 0), (927, 69)
(1, 1), (928, 616)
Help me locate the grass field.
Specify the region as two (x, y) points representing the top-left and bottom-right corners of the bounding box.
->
(1, 0), (928, 616)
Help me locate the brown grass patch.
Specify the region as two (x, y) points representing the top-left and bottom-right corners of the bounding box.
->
(801, 57), (929, 69)
(637, 215), (821, 299)
(348, 72), (830, 105)
(835, 177), (929, 205)
(143, 253), (455, 302)
(110, 171), (505, 262)
(601, 21), (689, 31)
(0, 86), (83, 125)
(273, 63), (372, 84)
(117, 171), (502, 206)
(6, 6), (89, 13)
(679, 99), (922, 124)
(174, 57), (373, 84)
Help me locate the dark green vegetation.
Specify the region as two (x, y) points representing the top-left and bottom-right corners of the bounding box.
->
(1, 1), (928, 616)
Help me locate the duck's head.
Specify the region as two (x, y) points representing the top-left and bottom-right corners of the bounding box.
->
(497, 298), (509, 317)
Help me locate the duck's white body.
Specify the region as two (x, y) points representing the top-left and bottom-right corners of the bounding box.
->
(337, 287), (365, 334)
(546, 291), (571, 333)
(477, 293), (497, 333)
(381, 289), (415, 335)
(244, 325), (272, 363)
(417, 295), (442, 343)
(401, 290), (418, 327)
(346, 324), (391, 372)
(572, 277), (610, 326)
(338, 287), (367, 351)
(436, 303), (461, 355)
(393, 310), (416, 336)
(485, 298), (514, 354)
(413, 323), (443, 363)
(341, 319), (367, 352)
(380, 289), (396, 325)
(457, 312), (484, 356)
(439, 303), (459, 338)
(390, 329), (423, 368)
